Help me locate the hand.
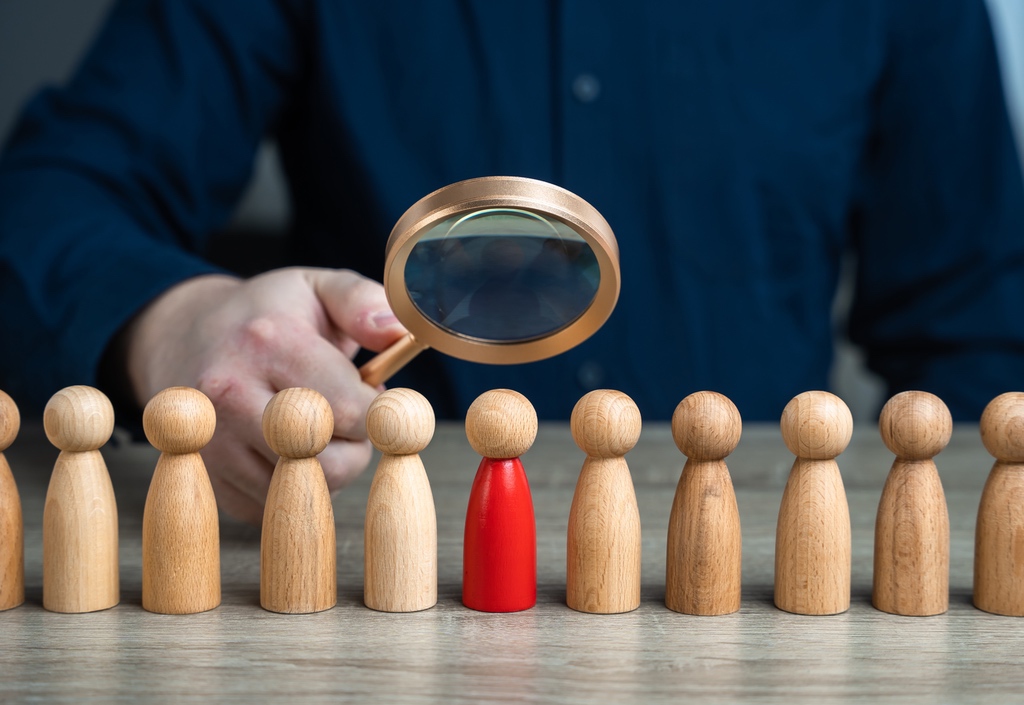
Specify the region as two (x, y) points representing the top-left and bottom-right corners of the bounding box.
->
(124, 267), (407, 524)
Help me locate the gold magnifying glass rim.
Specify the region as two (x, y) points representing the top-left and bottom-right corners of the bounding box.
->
(383, 176), (620, 365)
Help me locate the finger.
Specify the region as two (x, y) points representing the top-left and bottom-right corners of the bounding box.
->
(305, 269), (408, 353)
(207, 302), (379, 444)
(198, 371), (279, 466)
(209, 472), (267, 527)
(258, 324), (380, 441)
(318, 438), (374, 493)
(203, 436), (276, 504)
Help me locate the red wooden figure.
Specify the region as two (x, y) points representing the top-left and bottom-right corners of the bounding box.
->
(463, 389), (538, 612)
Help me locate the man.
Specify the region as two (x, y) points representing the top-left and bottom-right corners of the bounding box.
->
(2, 0), (1022, 524)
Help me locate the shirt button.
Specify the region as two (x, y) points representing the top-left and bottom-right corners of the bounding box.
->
(577, 361), (605, 390)
(571, 73), (601, 103)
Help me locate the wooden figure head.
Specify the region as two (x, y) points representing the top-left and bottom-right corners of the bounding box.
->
(143, 387), (216, 454)
(0, 389), (19, 453)
(465, 389), (537, 459)
(262, 388), (334, 459)
(570, 389), (641, 459)
(980, 392), (1024, 463)
(879, 391), (952, 461)
(672, 391), (741, 461)
(43, 385), (114, 452)
(366, 388), (435, 455)
(780, 391), (852, 460)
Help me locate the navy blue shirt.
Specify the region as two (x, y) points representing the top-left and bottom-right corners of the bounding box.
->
(1, 0), (1023, 421)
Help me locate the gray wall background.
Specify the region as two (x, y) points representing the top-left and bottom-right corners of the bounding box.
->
(2, 0), (1022, 420)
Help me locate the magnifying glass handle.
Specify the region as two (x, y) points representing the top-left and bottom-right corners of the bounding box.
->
(359, 333), (429, 387)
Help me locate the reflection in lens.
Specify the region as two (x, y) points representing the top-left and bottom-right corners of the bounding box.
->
(404, 209), (601, 342)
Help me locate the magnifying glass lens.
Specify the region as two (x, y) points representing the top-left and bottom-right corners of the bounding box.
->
(404, 209), (600, 342)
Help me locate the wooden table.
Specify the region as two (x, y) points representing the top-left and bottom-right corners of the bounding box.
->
(2, 421), (1021, 703)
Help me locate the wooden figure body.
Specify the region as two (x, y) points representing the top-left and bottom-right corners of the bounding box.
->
(42, 386), (119, 613)
(0, 390), (23, 611)
(261, 388), (336, 614)
(142, 387), (220, 615)
(364, 388), (437, 612)
(566, 389), (642, 614)
(873, 391), (951, 617)
(974, 392), (1024, 616)
(666, 391), (742, 616)
(775, 391), (852, 616)
(463, 389), (537, 612)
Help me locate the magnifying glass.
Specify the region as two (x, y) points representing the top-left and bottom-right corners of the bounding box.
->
(358, 176), (620, 386)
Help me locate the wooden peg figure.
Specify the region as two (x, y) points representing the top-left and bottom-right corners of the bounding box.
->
(142, 387), (220, 614)
(463, 389), (538, 612)
(666, 391), (742, 616)
(261, 388), (336, 614)
(775, 391), (853, 615)
(566, 390), (642, 614)
(0, 390), (23, 611)
(873, 391), (951, 616)
(975, 392), (1024, 615)
(42, 385), (119, 613)
(364, 388), (437, 612)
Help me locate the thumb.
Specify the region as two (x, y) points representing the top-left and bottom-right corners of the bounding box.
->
(304, 268), (408, 353)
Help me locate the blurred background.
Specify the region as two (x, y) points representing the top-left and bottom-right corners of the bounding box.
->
(1, 0), (1022, 421)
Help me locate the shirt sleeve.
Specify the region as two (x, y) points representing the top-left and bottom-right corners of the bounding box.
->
(0, 0), (305, 414)
(848, 0), (1024, 420)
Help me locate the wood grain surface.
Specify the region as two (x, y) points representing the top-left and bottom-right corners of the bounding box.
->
(567, 390), (642, 614)
(141, 386), (220, 615)
(1, 421), (1022, 704)
(365, 387), (438, 613)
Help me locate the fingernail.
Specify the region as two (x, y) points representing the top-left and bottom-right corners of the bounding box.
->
(372, 311), (399, 328)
